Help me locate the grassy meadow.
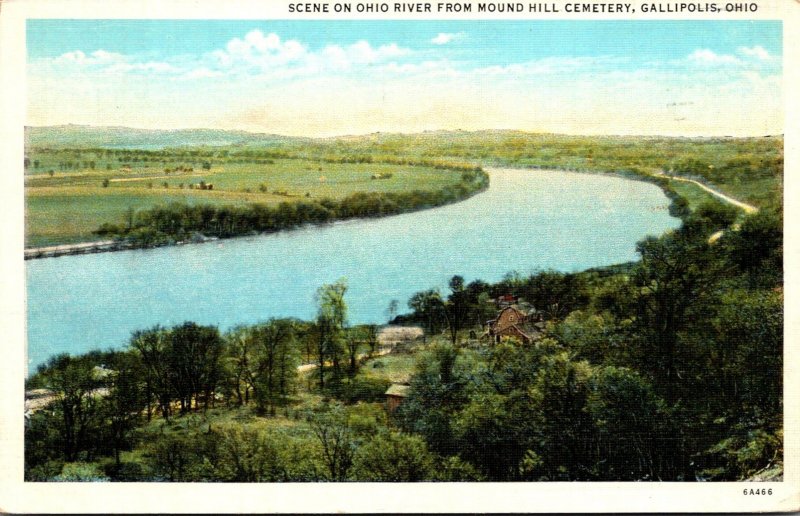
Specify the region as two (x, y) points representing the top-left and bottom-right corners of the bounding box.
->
(286, 131), (783, 207)
(24, 129), (783, 248)
(24, 153), (463, 247)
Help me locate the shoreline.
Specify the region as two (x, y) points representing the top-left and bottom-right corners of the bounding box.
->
(24, 164), (754, 261)
(24, 177), (489, 260)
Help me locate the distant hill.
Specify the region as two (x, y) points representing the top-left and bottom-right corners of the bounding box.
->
(25, 125), (305, 149)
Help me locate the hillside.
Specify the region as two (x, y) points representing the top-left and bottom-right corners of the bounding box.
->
(25, 125), (305, 149)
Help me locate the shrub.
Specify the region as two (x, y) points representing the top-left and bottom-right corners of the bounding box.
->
(52, 462), (109, 482)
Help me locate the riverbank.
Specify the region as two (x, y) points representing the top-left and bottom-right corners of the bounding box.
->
(24, 235), (220, 260)
(25, 166), (489, 260)
(27, 162), (758, 262)
(659, 173), (759, 214)
(25, 240), (133, 260)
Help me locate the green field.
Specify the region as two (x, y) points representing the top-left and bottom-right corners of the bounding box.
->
(25, 156), (462, 247)
(25, 129), (783, 247)
(285, 131), (783, 208)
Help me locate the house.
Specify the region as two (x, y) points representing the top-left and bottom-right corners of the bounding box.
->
(385, 383), (410, 412)
(484, 305), (543, 344)
(496, 294), (517, 307)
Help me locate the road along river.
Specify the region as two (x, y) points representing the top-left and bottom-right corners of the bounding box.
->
(25, 167), (681, 373)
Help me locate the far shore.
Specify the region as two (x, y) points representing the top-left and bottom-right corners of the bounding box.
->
(24, 165), (754, 261)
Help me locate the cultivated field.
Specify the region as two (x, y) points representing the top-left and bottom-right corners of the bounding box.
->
(24, 154), (463, 247)
(24, 129), (783, 247)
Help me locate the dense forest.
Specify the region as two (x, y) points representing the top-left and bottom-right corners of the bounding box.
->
(24, 191), (783, 481)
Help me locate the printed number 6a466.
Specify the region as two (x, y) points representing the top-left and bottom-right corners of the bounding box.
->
(743, 488), (772, 495)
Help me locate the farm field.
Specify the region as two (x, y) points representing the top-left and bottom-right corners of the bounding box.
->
(24, 128), (783, 248)
(24, 154), (464, 247)
(288, 131), (783, 208)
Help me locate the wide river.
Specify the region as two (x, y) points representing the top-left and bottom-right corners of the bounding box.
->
(26, 168), (680, 372)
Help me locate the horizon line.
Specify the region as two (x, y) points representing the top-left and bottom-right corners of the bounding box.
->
(24, 124), (785, 141)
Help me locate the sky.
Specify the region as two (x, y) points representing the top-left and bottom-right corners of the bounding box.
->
(26, 20), (783, 137)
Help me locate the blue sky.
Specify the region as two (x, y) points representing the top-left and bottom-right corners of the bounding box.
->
(26, 20), (783, 136)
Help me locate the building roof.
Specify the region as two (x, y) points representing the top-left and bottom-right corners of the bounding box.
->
(385, 384), (411, 397)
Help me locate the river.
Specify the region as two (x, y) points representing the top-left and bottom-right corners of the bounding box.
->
(25, 167), (680, 373)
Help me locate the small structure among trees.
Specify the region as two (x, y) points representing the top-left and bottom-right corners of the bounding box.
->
(484, 305), (543, 344)
(385, 383), (410, 412)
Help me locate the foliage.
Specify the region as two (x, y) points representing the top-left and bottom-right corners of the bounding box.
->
(52, 462), (109, 482)
(353, 430), (435, 481)
(307, 404), (357, 481)
(24, 130), (784, 484)
(314, 279), (349, 388)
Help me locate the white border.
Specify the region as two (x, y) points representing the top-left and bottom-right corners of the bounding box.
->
(1, 0), (798, 512)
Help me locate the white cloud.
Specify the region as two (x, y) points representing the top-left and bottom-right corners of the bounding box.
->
(207, 31), (410, 76)
(380, 59), (455, 76)
(179, 67), (224, 80)
(37, 31), (415, 86)
(738, 45), (772, 60)
(475, 56), (622, 76)
(213, 30), (309, 69)
(431, 32), (465, 45)
(245, 30), (282, 52)
(320, 40), (409, 70)
(687, 49), (741, 66)
(50, 49), (175, 76)
(54, 49), (126, 66)
(107, 61), (177, 74)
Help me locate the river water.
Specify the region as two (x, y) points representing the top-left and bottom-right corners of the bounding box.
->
(25, 168), (680, 372)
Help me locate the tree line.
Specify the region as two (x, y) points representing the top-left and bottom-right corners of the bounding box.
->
(94, 168), (489, 246)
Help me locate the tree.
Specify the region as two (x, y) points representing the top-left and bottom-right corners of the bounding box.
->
(518, 270), (589, 321)
(168, 322), (224, 412)
(525, 352), (597, 480)
(586, 366), (667, 480)
(631, 233), (723, 400)
(39, 354), (102, 461)
(130, 327), (173, 420)
(224, 326), (256, 406)
(353, 431), (434, 481)
(715, 290), (783, 415)
(455, 391), (531, 480)
(308, 404), (356, 481)
(408, 289), (446, 335)
(454, 343), (590, 480)
(444, 275), (469, 344)
(314, 279), (348, 388)
(251, 319), (299, 414)
(344, 326), (362, 377)
(365, 324), (379, 357)
(386, 299), (399, 323)
(722, 208), (782, 288)
(213, 425), (283, 481)
(102, 352), (146, 468)
(398, 344), (468, 456)
(693, 200), (739, 232)
(147, 433), (193, 481)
